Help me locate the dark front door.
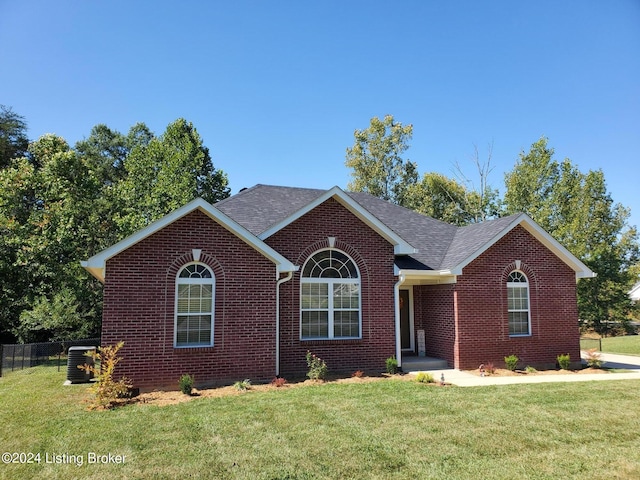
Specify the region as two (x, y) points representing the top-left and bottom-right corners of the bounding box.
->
(400, 289), (411, 350)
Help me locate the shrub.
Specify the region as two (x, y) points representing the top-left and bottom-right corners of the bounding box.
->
(270, 377), (287, 387)
(585, 348), (603, 368)
(306, 351), (328, 380)
(525, 366), (538, 373)
(504, 355), (519, 371)
(485, 362), (496, 374)
(78, 341), (132, 410)
(233, 379), (251, 391)
(415, 372), (434, 383)
(557, 353), (571, 370)
(385, 356), (399, 375)
(179, 374), (194, 395)
(352, 370), (364, 378)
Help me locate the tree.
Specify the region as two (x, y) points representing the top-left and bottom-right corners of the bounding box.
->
(405, 173), (475, 226)
(113, 118), (230, 235)
(504, 137), (639, 334)
(0, 105), (29, 168)
(345, 115), (418, 206)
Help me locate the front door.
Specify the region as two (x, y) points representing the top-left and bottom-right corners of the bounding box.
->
(399, 289), (413, 351)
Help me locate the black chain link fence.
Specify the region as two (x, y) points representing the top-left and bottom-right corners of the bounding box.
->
(0, 338), (100, 377)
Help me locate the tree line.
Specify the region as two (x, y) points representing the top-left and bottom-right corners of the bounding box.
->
(0, 108), (637, 343)
(0, 106), (229, 343)
(346, 115), (639, 334)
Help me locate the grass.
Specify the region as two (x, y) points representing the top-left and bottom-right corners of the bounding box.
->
(2, 365), (640, 479)
(581, 335), (640, 356)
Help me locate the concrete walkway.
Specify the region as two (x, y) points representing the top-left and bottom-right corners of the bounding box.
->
(405, 352), (640, 387)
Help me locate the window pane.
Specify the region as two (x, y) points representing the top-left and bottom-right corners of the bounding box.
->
(334, 311), (359, 337)
(302, 311), (328, 338)
(509, 311), (529, 335)
(334, 283), (359, 309)
(302, 283), (328, 309)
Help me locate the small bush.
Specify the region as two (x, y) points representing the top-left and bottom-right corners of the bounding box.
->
(585, 348), (603, 368)
(306, 351), (328, 380)
(179, 374), (194, 395)
(78, 341), (132, 410)
(557, 353), (571, 370)
(485, 362), (496, 374)
(233, 379), (251, 391)
(415, 372), (435, 383)
(352, 370), (364, 378)
(525, 366), (537, 373)
(385, 356), (399, 375)
(504, 355), (519, 371)
(270, 377), (287, 387)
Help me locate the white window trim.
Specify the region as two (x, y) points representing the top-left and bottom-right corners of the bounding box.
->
(507, 270), (531, 337)
(174, 262), (215, 348)
(300, 249), (362, 340)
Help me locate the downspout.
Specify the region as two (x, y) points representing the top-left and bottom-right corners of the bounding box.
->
(276, 270), (294, 377)
(394, 273), (406, 368)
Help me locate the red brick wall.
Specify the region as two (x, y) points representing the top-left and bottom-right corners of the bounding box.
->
(449, 225), (580, 369)
(414, 284), (456, 366)
(102, 210), (279, 390)
(266, 198), (397, 377)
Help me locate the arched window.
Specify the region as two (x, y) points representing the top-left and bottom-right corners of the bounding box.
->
(507, 271), (530, 336)
(175, 263), (215, 347)
(300, 249), (361, 339)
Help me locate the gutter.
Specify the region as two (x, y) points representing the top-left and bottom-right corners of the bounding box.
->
(275, 270), (295, 376)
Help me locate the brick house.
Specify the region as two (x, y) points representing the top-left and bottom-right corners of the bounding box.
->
(82, 184), (594, 390)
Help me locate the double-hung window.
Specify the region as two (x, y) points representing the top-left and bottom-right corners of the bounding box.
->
(175, 263), (214, 347)
(507, 271), (530, 336)
(301, 249), (361, 340)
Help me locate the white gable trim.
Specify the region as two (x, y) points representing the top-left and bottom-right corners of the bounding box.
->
(629, 282), (640, 302)
(258, 186), (416, 255)
(81, 198), (297, 283)
(450, 213), (596, 280)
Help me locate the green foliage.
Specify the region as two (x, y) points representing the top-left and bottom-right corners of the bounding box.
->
(557, 354), (571, 370)
(385, 355), (399, 374)
(0, 110), (231, 343)
(179, 374), (195, 395)
(504, 355), (519, 371)
(233, 379), (251, 391)
(305, 351), (328, 380)
(0, 105), (29, 168)
(345, 115), (417, 207)
(504, 137), (639, 335)
(78, 341), (132, 409)
(525, 366), (538, 373)
(415, 372), (434, 383)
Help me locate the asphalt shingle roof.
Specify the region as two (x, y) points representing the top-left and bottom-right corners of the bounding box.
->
(215, 184), (521, 272)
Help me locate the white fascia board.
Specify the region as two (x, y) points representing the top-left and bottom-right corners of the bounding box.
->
(451, 213), (596, 280)
(258, 186), (416, 255)
(81, 198), (297, 283)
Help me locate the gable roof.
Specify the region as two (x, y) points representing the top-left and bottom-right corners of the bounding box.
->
(81, 197), (297, 282)
(630, 282), (640, 302)
(216, 185), (416, 255)
(216, 185), (595, 280)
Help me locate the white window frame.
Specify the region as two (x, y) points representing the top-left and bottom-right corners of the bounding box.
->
(507, 270), (531, 337)
(174, 262), (215, 348)
(300, 249), (362, 340)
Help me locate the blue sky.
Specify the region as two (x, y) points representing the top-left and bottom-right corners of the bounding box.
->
(1, 1), (638, 227)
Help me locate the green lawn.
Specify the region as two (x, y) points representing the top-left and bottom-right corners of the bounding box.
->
(602, 335), (640, 356)
(1, 365), (640, 480)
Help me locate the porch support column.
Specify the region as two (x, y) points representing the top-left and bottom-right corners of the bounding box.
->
(394, 274), (406, 367)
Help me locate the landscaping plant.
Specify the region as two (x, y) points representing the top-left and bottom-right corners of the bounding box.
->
(385, 356), (399, 375)
(415, 372), (434, 383)
(557, 353), (571, 370)
(78, 341), (132, 409)
(306, 351), (328, 380)
(504, 354), (519, 371)
(179, 374), (194, 395)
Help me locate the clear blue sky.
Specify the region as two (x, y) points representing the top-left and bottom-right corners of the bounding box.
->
(1, 1), (638, 227)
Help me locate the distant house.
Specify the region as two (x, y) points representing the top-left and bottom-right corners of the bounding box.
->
(82, 185), (595, 390)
